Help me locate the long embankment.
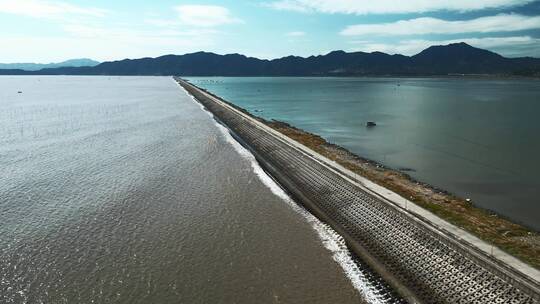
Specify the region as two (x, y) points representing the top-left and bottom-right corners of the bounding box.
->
(175, 77), (540, 304)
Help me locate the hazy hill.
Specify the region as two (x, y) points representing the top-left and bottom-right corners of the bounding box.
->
(1, 43), (539, 76)
(0, 59), (100, 71)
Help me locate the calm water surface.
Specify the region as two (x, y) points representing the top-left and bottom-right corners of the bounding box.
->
(0, 76), (366, 303)
(187, 77), (540, 230)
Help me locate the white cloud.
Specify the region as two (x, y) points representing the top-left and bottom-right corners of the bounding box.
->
(144, 18), (181, 28)
(0, 23), (220, 62)
(286, 31), (306, 37)
(266, 0), (534, 14)
(349, 36), (540, 57)
(341, 14), (540, 36)
(0, 0), (107, 19)
(63, 23), (219, 41)
(264, 0), (311, 13)
(174, 5), (242, 27)
(0, 34), (217, 63)
(0, 4), (241, 62)
(64, 24), (218, 40)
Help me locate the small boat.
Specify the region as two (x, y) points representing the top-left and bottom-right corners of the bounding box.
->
(17, 91), (22, 94)
(366, 121), (377, 127)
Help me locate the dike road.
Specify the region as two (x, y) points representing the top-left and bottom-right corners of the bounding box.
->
(175, 77), (540, 304)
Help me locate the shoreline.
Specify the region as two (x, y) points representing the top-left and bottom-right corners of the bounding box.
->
(178, 77), (540, 301)
(184, 74), (540, 79)
(196, 84), (540, 269)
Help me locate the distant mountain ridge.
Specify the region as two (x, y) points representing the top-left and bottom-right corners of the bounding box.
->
(1, 43), (539, 76)
(0, 59), (100, 71)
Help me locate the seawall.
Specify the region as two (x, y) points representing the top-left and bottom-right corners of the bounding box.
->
(175, 77), (540, 303)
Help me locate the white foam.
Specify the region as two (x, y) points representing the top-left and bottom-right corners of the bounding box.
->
(179, 81), (386, 304)
(174, 80), (211, 114)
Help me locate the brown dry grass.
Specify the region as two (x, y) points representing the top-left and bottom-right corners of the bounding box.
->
(207, 89), (539, 269)
(266, 120), (540, 269)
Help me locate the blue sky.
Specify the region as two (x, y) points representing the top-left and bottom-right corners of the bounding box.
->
(0, 0), (539, 62)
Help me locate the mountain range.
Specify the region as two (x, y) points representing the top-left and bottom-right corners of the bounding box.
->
(1, 43), (538, 77)
(0, 59), (100, 71)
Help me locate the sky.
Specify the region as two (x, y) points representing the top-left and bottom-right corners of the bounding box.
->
(0, 0), (539, 63)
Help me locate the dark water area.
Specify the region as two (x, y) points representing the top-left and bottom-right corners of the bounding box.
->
(0, 76), (367, 303)
(187, 77), (540, 230)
